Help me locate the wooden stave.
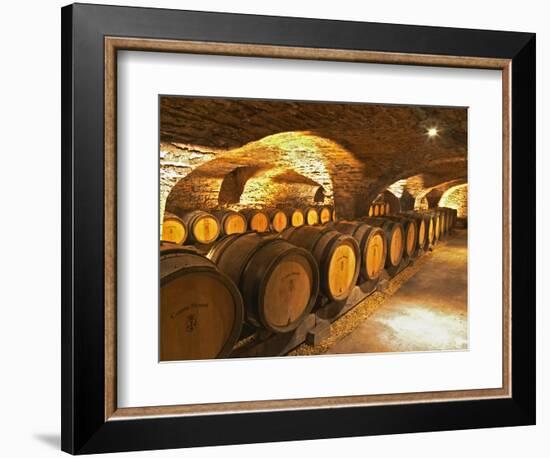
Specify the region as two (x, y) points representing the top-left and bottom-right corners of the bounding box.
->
(332, 221), (387, 281)
(208, 232), (320, 333)
(212, 209), (247, 236)
(161, 212), (188, 245)
(360, 217), (405, 268)
(280, 226), (361, 302)
(177, 210), (221, 244)
(159, 244), (244, 360)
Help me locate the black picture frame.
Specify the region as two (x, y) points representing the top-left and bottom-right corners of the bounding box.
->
(61, 3), (535, 454)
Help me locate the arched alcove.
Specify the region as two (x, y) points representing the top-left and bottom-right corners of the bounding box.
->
(439, 184), (468, 218)
(218, 166), (265, 205)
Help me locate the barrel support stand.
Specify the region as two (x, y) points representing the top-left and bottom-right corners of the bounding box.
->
(306, 278), (379, 347)
(386, 257), (410, 277)
(230, 277), (380, 357)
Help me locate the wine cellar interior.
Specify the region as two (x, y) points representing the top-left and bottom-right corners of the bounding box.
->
(159, 96), (468, 361)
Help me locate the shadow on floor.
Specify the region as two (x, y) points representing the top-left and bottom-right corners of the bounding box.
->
(34, 433), (60, 450)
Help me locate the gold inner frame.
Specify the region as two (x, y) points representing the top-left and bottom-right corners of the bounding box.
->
(104, 37), (512, 421)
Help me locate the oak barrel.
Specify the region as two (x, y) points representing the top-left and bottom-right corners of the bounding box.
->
(450, 208), (458, 228)
(212, 209), (247, 236)
(378, 203), (385, 216)
(332, 221), (387, 281)
(280, 226), (360, 302)
(267, 208), (289, 233)
(303, 206), (320, 226)
(432, 211), (442, 241)
(160, 243), (244, 361)
(281, 207), (305, 228)
(385, 203), (391, 215)
(368, 206), (374, 217)
(319, 205), (333, 224)
(373, 204), (380, 216)
(179, 210), (220, 244)
(208, 233), (319, 333)
(361, 217), (405, 268)
(421, 211), (440, 243)
(419, 212), (436, 245)
(439, 207), (456, 232)
(451, 208), (458, 228)
(240, 209), (270, 233)
(439, 207), (453, 229)
(399, 212), (430, 250)
(162, 212), (187, 245)
(384, 216), (418, 259)
(437, 209), (447, 237)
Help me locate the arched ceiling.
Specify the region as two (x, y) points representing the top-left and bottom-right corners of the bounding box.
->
(160, 97), (467, 218)
(161, 97), (466, 160)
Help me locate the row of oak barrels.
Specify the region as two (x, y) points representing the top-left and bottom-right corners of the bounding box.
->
(162, 206), (336, 246)
(160, 207), (458, 361)
(368, 202), (391, 217)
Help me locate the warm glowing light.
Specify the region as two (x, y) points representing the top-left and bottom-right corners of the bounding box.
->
(439, 183), (468, 218)
(426, 127), (439, 138)
(377, 306), (467, 350)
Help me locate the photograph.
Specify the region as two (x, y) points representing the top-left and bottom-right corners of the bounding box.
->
(159, 96), (468, 362)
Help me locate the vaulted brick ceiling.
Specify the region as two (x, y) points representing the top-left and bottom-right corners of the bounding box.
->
(160, 97), (467, 218)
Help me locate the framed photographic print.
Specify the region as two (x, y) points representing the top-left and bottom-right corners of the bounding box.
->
(61, 3), (536, 454)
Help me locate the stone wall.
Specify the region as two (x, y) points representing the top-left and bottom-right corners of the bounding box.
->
(162, 132), (373, 219)
(439, 184), (468, 218)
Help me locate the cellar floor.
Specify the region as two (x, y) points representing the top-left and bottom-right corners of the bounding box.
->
(326, 230), (468, 354)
